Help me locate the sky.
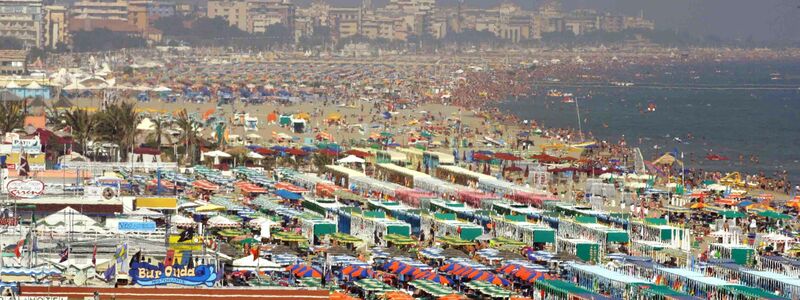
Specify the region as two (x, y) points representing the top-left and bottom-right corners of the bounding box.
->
(308, 0), (800, 42)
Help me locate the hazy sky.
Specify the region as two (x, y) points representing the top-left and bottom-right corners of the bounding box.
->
(311, 0), (800, 42)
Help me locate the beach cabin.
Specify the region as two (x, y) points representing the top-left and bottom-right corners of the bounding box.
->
(533, 279), (614, 300)
(568, 262), (700, 299)
(422, 150), (455, 171)
(376, 149), (408, 166)
(421, 213), (483, 242)
(375, 163), (429, 188)
(630, 218), (686, 243)
(424, 199), (492, 227)
(336, 208), (412, 247)
(492, 214), (555, 247)
(324, 164), (367, 188)
(558, 216), (629, 256)
(302, 198), (343, 218)
(629, 240), (689, 267)
(435, 164), (495, 187)
(557, 238), (600, 263)
(366, 200), (421, 235)
(298, 214), (337, 244)
(710, 243), (756, 266)
(547, 202), (629, 228)
(491, 200), (544, 218)
(706, 260), (800, 299)
(395, 147), (424, 169)
(349, 176), (407, 199)
(758, 256), (800, 277)
(565, 263), (648, 299)
(653, 267), (786, 300)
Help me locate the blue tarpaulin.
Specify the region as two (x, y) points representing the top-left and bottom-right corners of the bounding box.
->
(274, 189), (302, 200)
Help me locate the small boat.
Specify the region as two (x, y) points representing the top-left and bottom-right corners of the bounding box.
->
(706, 154), (729, 161)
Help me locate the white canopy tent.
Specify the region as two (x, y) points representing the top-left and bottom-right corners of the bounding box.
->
(203, 150), (231, 164)
(207, 215), (239, 228)
(337, 155), (365, 164)
(232, 256), (282, 271)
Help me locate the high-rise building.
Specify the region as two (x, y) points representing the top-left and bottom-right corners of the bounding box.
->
(71, 0), (130, 20)
(0, 0), (44, 48)
(207, 0), (295, 33)
(44, 5), (67, 48)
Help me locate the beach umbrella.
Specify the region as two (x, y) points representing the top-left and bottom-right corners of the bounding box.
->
(439, 263), (456, 272)
(473, 153), (492, 161)
(286, 148), (308, 156)
(295, 266), (322, 278)
(521, 270), (546, 282)
(454, 267), (474, 277)
(475, 272), (493, 281)
(287, 264), (303, 273)
(239, 238), (259, 245)
(424, 273), (451, 285)
(413, 270), (431, 279)
(494, 153), (522, 161)
(342, 265), (356, 276)
(386, 261), (403, 272)
(498, 264), (519, 275)
(489, 276), (511, 286)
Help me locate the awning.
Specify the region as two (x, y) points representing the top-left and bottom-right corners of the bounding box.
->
(192, 180), (220, 191)
(274, 189), (302, 200)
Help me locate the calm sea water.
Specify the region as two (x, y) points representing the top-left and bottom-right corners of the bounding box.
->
(499, 61), (800, 183)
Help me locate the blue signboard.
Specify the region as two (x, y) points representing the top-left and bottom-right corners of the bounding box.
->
(118, 221), (157, 232)
(129, 262), (219, 287)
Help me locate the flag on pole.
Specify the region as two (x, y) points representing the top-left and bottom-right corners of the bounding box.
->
(250, 247), (259, 261)
(103, 264), (116, 281)
(18, 154), (30, 177)
(59, 247), (70, 263)
(14, 239), (24, 258)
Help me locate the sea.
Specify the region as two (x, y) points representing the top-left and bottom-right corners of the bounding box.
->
(499, 60), (800, 184)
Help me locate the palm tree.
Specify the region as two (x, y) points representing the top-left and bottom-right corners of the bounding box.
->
(56, 108), (97, 154)
(0, 101), (25, 134)
(95, 102), (139, 162)
(175, 109), (201, 165)
(146, 116), (173, 150)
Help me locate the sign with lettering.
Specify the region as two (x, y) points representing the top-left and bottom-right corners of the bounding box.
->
(0, 218), (18, 226)
(11, 138), (41, 154)
(0, 297), (68, 300)
(6, 179), (45, 198)
(118, 221), (157, 232)
(129, 262), (219, 287)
